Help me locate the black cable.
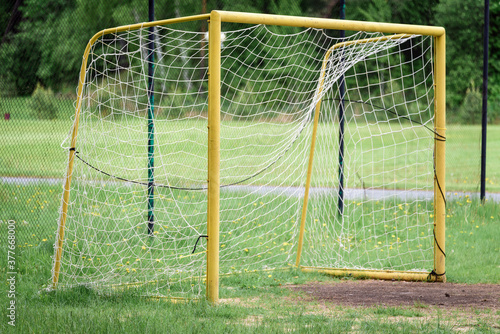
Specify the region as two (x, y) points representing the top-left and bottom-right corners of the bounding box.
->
(426, 228), (446, 280)
(192, 235), (208, 254)
(321, 97), (446, 141)
(433, 150), (447, 207)
(73, 117), (309, 191)
(433, 229), (446, 258)
(75, 153), (205, 191)
(73, 97), (446, 193)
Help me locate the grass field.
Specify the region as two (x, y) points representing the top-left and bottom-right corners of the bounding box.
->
(1, 98), (499, 332)
(0, 182), (498, 332)
(1, 118), (499, 192)
(0, 181), (436, 295)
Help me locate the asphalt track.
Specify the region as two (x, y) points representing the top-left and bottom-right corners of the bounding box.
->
(2, 177), (499, 202)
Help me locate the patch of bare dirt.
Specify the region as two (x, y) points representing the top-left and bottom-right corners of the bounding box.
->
(288, 280), (500, 309)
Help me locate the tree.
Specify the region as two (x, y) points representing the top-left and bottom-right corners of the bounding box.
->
(488, 0), (500, 121)
(1, 0), (24, 45)
(435, 0), (484, 116)
(0, 0), (498, 121)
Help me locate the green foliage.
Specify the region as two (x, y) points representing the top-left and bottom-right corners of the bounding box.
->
(0, 32), (42, 96)
(349, 0), (437, 25)
(355, 0), (392, 22)
(454, 82), (482, 124)
(267, 0), (304, 16)
(1, 0), (499, 123)
(0, 1), (13, 34)
(435, 0), (484, 109)
(28, 83), (58, 120)
(488, 1), (500, 123)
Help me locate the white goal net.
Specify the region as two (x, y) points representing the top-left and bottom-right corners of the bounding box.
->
(52, 19), (436, 298)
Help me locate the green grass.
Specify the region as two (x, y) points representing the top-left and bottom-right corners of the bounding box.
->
(1, 98), (499, 332)
(1, 182), (498, 332)
(1, 117), (499, 192)
(0, 182), (435, 295)
(1, 96), (75, 120)
(443, 196), (499, 283)
(2, 278), (471, 333)
(445, 124), (500, 192)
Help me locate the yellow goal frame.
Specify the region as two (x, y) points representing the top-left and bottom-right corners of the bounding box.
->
(52, 10), (446, 304)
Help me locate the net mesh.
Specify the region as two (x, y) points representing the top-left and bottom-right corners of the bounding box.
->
(52, 21), (435, 297)
(305, 34), (435, 271)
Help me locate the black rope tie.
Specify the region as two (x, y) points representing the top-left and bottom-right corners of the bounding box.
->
(427, 269), (446, 281)
(433, 229), (446, 258)
(192, 235), (208, 254)
(435, 172), (446, 206)
(427, 229), (446, 280)
(433, 150), (447, 207)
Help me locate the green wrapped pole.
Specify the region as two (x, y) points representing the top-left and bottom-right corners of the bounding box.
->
(337, 0), (346, 216)
(147, 0), (155, 235)
(480, 0), (489, 203)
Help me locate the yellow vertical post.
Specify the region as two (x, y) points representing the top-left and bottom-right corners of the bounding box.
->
(295, 69), (327, 266)
(433, 33), (446, 282)
(52, 41), (93, 289)
(295, 103), (321, 267)
(206, 11), (221, 303)
(52, 148), (76, 289)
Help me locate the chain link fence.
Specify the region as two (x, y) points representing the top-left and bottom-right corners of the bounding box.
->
(1, 1), (497, 243)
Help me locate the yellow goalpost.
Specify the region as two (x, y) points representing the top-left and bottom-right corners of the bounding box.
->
(51, 10), (445, 305)
(205, 11), (446, 303)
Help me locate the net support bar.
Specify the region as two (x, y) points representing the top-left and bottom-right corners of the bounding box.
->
(301, 267), (430, 281)
(216, 11), (444, 36)
(147, 0), (155, 236)
(207, 11), (221, 304)
(337, 0), (346, 217)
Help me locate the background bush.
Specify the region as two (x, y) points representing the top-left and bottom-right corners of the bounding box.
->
(28, 83), (58, 120)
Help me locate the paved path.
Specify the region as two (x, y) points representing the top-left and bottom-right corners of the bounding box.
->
(3, 176), (499, 202)
(222, 184), (500, 202)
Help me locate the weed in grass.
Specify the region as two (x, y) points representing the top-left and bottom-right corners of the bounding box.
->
(359, 318), (454, 334)
(372, 306), (424, 318)
(413, 300), (430, 309)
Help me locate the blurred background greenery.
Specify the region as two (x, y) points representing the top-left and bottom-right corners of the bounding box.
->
(1, 0), (498, 123)
(0, 0), (498, 237)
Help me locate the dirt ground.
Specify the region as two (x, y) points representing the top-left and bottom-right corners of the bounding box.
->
(288, 279), (500, 309)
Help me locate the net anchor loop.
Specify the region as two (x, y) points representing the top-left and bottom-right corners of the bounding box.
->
(192, 235), (208, 254)
(427, 270), (446, 281)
